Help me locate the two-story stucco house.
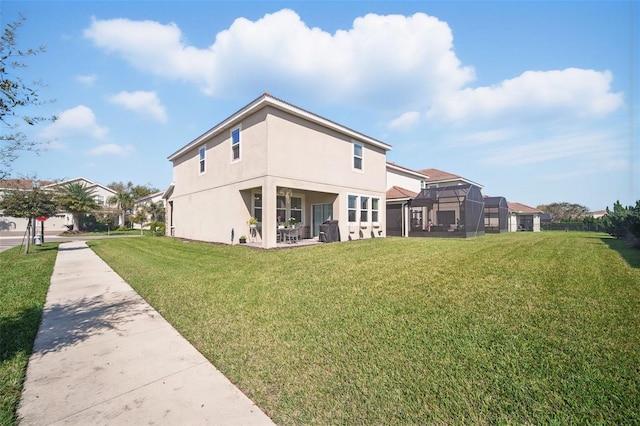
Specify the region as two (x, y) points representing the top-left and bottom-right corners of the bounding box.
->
(165, 93), (391, 249)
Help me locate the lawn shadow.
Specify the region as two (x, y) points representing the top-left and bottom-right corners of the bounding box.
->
(32, 294), (150, 355)
(0, 306), (43, 362)
(601, 237), (640, 269)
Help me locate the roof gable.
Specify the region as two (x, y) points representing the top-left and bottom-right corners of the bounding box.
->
(508, 202), (542, 213)
(168, 93), (392, 161)
(386, 185), (418, 199)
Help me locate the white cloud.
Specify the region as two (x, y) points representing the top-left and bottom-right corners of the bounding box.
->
(109, 90), (168, 123)
(88, 143), (135, 157)
(39, 105), (108, 141)
(76, 74), (97, 86)
(83, 11), (623, 127)
(427, 68), (623, 124)
(388, 111), (420, 130)
(482, 129), (625, 166)
(83, 10), (474, 104)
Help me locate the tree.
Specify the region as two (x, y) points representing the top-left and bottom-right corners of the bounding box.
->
(107, 182), (134, 227)
(537, 202), (590, 222)
(0, 182), (57, 253)
(1, 15), (56, 179)
(603, 200), (640, 247)
(146, 200), (165, 222)
(56, 182), (99, 232)
(107, 181), (157, 227)
(132, 209), (147, 235)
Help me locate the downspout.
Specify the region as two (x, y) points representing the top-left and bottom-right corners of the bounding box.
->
(401, 201), (408, 238)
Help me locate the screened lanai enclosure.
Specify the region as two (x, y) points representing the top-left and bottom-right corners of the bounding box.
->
(483, 196), (508, 233)
(409, 184), (485, 238)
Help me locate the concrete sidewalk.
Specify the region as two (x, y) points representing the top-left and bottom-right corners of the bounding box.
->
(17, 240), (275, 425)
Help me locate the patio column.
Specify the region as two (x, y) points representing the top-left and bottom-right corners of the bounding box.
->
(262, 177), (278, 248)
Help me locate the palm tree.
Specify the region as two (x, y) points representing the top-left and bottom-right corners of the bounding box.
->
(146, 201), (165, 222)
(107, 188), (134, 228)
(56, 182), (99, 232)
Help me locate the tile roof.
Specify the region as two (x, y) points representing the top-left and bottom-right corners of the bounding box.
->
(508, 202), (542, 213)
(418, 168), (462, 182)
(386, 186), (418, 199)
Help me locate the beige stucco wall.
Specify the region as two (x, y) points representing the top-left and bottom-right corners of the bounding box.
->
(386, 168), (424, 193)
(168, 104), (388, 248)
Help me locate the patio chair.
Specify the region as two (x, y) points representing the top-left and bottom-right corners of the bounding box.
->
(287, 225), (299, 243)
(296, 223), (304, 241)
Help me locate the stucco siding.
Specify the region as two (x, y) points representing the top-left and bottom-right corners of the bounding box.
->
(386, 168), (424, 193)
(265, 107), (387, 193)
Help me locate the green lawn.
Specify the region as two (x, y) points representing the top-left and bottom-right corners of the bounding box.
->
(0, 244), (59, 426)
(86, 232), (640, 424)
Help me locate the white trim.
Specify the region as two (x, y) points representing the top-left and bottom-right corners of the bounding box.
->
(352, 141), (364, 172)
(230, 124), (242, 163)
(168, 93), (392, 161)
(198, 144), (207, 175)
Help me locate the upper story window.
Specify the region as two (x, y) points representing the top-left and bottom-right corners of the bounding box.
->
(95, 195), (105, 206)
(199, 146), (206, 174)
(353, 142), (363, 171)
(231, 127), (241, 161)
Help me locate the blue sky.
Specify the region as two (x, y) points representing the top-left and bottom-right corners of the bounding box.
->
(3, 1), (638, 210)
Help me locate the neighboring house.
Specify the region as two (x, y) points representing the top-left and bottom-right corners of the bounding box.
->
(419, 168), (484, 189)
(508, 202), (543, 232)
(385, 165), (487, 238)
(409, 168), (486, 238)
(133, 191), (166, 229)
(0, 177), (116, 232)
(165, 93), (392, 249)
(590, 210), (607, 219)
(386, 162), (428, 237)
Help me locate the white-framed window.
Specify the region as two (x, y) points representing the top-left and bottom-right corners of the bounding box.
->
(348, 195), (358, 223)
(231, 126), (241, 162)
(95, 195), (105, 206)
(348, 194), (380, 225)
(353, 142), (363, 171)
(277, 194), (304, 225)
(360, 196), (369, 222)
(199, 145), (206, 174)
(253, 192), (262, 223)
(372, 197), (379, 223)
(290, 196), (302, 223)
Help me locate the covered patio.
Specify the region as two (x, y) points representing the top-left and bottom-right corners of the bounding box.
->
(409, 184), (485, 238)
(484, 196), (509, 233)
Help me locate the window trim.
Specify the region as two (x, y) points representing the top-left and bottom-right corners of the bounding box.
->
(231, 125), (241, 163)
(371, 197), (379, 224)
(352, 142), (363, 172)
(199, 145), (206, 174)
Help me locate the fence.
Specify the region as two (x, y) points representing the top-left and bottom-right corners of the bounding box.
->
(541, 222), (606, 232)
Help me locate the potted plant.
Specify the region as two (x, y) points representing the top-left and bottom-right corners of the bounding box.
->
(239, 235), (247, 244)
(247, 216), (258, 228)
